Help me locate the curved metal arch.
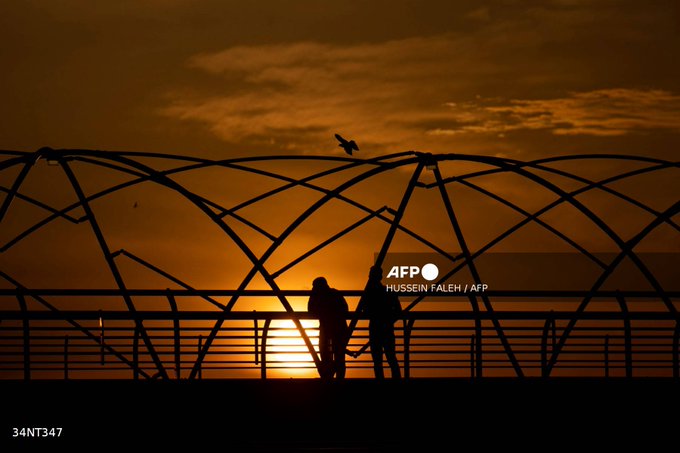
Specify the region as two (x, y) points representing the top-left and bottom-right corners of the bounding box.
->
(0, 186), (82, 223)
(215, 159), (458, 261)
(438, 155), (680, 231)
(432, 154), (675, 310)
(427, 160), (679, 281)
(270, 206), (391, 279)
(469, 161), (678, 262)
(0, 155), (154, 378)
(545, 200), (680, 374)
(55, 147), (410, 171)
(218, 154), (411, 211)
(439, 151), (676, 189)
(214, 154), (504, 269)
(429, 153), (676, 187)
(59, 160), (169, 379)
(50, 150), (325, 377)
(190, 156), (424, 378)
(430, 155), (677, 369)
(75, 154), (458, 289)
(2, 149), (677, 378)
(0, 270), (151, 378)
(13, 152), (448, 374)
(4, 152), (464, 354)
(431, 154), (679, 232)
(453, 178), (607, 269)
(2, 151), (475, 306)
(72, 155), (279, 241)
(520, 160), (680, 232)
(528, 152), (675, 167)
(114, 249), (228, 311)
(188, 154), (680, 280)
(11, 149), (660, 268)
(0, 160), (35, 223)
(196, 153), (544, 377)
(228, 155), (677, 297)
(63, 152), (432, 277)
(402, 156), (676, 316)
(0, 150), (27, 157)
(1, 151), (412, 252)
(432, 162), (523, 376)
(3, 150), (429, 277)
(0, 154), (33, 173)
(4, 152), (457, 281)
(403, 163), (632, 312)
(394, 156), (672, 373)
(4, 151), (675, 311)
(70, 150), (404, 204)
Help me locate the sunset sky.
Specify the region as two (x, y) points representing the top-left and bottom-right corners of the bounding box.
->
(1, 0), (679, 159)
(1, 1), (678, 298)
(1, 1), (679, 381)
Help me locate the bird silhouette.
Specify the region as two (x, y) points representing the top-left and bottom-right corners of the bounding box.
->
(335, 133), (359, 155)
(133, 202), (138, 209)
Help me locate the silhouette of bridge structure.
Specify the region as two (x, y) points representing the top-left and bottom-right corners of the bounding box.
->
(1, 149), (678, 380)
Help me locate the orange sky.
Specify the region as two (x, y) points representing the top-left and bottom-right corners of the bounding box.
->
(1, 0), (678, 290)
(0, 1), (679, 159)
(1, 1), (679, 380)
(1, 0), (678, 294)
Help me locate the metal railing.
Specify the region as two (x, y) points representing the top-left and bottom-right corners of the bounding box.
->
(1, 289), (678, 380)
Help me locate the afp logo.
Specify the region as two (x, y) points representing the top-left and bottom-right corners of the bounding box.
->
(386, 263), (439, 281)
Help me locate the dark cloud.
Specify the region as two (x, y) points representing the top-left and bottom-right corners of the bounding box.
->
(433, 89), (680, 137)
(1, 1), (678, 293)
(1, 1), (678, 157)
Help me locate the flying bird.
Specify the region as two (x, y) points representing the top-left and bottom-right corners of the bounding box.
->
(335, 133), (359, 155)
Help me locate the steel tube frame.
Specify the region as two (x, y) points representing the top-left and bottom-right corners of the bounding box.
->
(1, 149), (676, 381)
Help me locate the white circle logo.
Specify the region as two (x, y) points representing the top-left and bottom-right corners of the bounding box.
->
(421, 263), (439, 281)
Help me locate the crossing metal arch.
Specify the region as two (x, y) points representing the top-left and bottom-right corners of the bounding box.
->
(0, 148), (678, 379)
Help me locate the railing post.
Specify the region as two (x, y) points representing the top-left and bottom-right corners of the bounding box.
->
(403, 318), (414, 379)
(541, 311), (555, 378)
(673, 321), (679, 380)
(604, 335), (610, 378)
(64, 335), (69, 380)
(476, 321), (483, 378)
(166, 290), (181, 379)
(17, 291), (30, 381)
(253, 311), (259, 365)
(197, 335), (203, 380)
(469, 294), (483, 378)
(99, 310), (105, 365)
(616, 291), (633, 378)
(133, 326), (139, 380)
(261, 319), (271, 380)
(551, 315), (557, 351)
(470, 335), (476, 378)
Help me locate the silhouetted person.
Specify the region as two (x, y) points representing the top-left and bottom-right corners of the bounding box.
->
(308, 277), (349, 380)
(358, 266), (402, 379)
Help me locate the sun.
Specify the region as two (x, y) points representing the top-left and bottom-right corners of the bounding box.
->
(266, 319), (320, 378)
